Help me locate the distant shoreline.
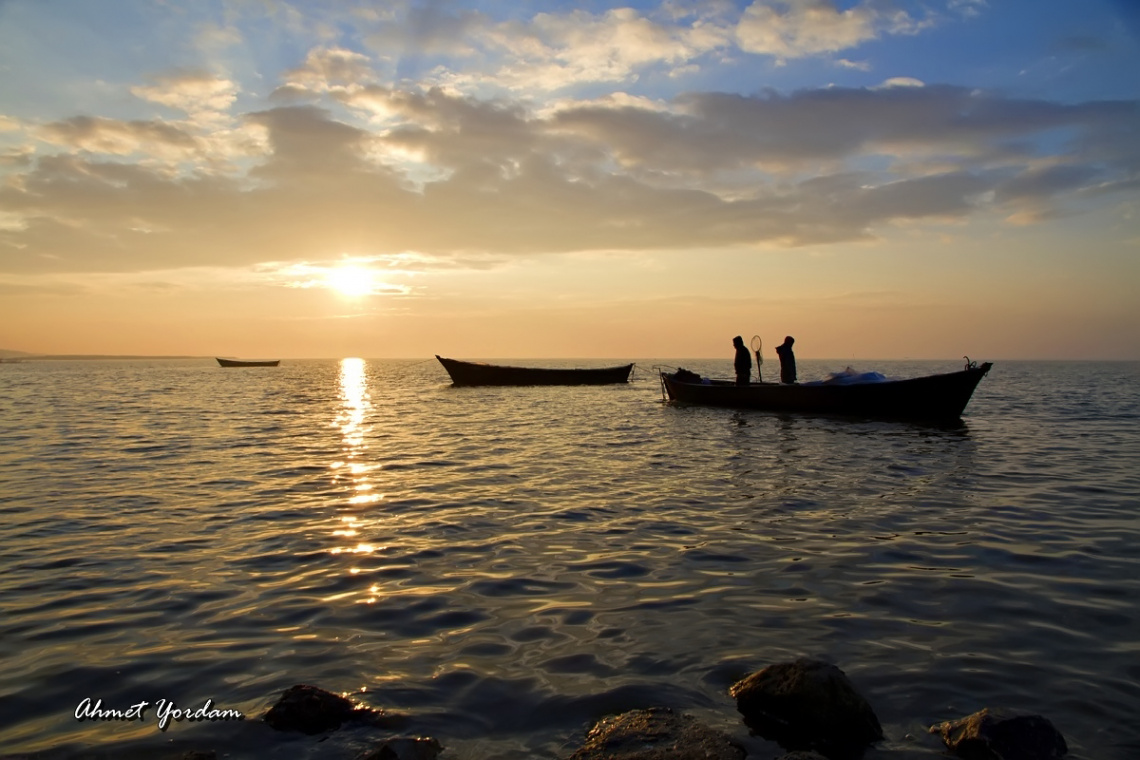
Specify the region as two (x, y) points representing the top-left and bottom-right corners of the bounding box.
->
(0, 355), (210, 361)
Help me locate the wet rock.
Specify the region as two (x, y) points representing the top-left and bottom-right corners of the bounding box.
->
(567, 707), (745, 760)
(357, 735), (443, 760)
(776, 752), (830, 760)
(728, 658), (883, 756)
(930, 707), (1067, 760)
(263, 684), (400, 735)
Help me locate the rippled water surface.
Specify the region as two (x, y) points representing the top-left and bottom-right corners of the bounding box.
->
(1, 358), (1138, 759)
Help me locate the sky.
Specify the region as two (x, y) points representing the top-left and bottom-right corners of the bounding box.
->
(0, 0), (1137, 360)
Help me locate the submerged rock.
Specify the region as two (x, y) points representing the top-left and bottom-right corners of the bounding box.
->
(567, 707), (745, 760)
(728, 658), (883, 756)
(357, 735), (443, 760)
(263, 684), (403, 735)
(930, 707), (1067, 760)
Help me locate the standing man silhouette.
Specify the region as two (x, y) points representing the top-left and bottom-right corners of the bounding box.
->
(732, 336), (752, 386)
(776, 336), (797, 384)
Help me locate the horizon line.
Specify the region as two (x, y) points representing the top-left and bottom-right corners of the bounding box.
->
(3, 353), (1138, 363)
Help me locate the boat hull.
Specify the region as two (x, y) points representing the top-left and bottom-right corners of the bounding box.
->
(216, 358), (280, 367)
(437, 356), (634, 387)
(661, 363), (992, 422)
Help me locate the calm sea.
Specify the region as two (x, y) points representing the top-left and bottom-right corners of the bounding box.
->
(1, 358), (1137, 760)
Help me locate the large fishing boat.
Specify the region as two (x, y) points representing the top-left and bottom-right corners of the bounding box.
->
(660, 361), (992, 422)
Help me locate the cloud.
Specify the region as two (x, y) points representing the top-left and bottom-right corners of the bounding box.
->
(31, 113), (267, 173)
(0, 145), (34, 171)
(948, 0), (987, 20)
(35, 116), (202, 160)
(278, 47), (377, 96)
(877, 77), (924, 88)
(994, 164), (1104, 207)
(525, 7), (725, 75)
(736, 0), (933, 59)
(415, 5), (730, 93)
(244, 105), (390, 178)
(2, 82), (1136, 277)
(345, 86), (539, 172)
(130, 71), (239, 126)
(240, 3), (954, 101)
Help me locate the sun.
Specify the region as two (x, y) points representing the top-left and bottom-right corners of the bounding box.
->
(325, 265), (376, 298)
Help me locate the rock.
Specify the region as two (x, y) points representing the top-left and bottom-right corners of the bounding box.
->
(776, 752), (830, 760)
(728, 658), (883, 755)
(357, 736), (443, 760)
(930, 707), (1067, 760)
(567, 707), (745, 760)
(263, 684), (399, 735)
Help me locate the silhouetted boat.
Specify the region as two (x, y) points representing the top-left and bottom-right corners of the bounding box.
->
(660, 361), (992, 422)
(216, 358), (280, 367)
(436, 356), (634, 387)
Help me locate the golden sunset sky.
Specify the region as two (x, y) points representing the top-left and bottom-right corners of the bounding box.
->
(1, 0), (1137, 359)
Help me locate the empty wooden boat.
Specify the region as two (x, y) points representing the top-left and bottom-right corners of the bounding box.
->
(436, 356), (633, 386)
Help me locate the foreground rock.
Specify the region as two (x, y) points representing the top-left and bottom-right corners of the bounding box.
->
(263, 684), (405, 735)
(930, 707), (1067, 760)
(357, 735), (443, 760)
(567, 707), (745, 760)
(729, 658), (883, 756)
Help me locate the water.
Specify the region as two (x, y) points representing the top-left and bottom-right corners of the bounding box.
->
(1, 358), (1137, 759)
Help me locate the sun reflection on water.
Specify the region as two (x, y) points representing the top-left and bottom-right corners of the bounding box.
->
(336, 357), (369, 451)
(330, 358), (382, 564)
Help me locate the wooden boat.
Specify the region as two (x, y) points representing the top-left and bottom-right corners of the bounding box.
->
(436, 355), (634, 387)
(216, 358), (280, 367)
(660, 361), (992, 422)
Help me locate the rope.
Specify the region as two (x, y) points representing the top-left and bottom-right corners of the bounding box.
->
(651, 364), (684, 403)
(364, 357), (440, 379)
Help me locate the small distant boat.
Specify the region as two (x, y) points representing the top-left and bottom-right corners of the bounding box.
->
(660, 361), (992, 423)
(436, 356), (634, 387)
(216, 358), (280, 367)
